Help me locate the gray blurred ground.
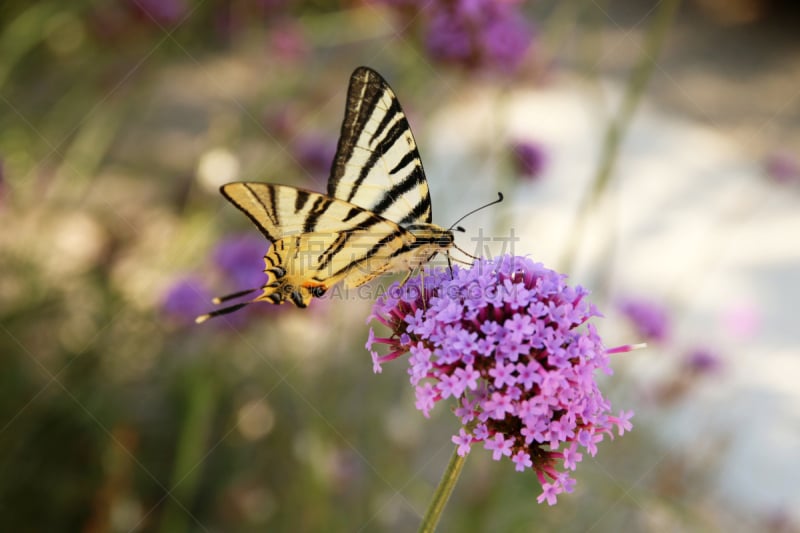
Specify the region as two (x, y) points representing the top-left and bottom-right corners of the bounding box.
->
(587, 0), (800, 154)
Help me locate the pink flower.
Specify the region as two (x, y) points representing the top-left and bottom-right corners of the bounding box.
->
(367, 255), (635, 504)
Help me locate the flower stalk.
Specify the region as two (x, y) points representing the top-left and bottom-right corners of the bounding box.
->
(418, 448), (468, 533)
(559, 0), (683, 275)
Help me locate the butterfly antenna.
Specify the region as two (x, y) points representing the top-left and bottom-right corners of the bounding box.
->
(447, 192), (504, 231)
(211, 288), (260, 305)
(195, 302), (251, 324)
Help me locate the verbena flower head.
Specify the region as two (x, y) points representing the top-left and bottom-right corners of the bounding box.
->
(763, 150), (799, 184)
(212, 233), (269, 289)
(128, 0), (188, 26)
(683, 347), (722, 376)
(162, 276), (213, 324)
(425, 0), (533, 72)
(511, 140), (548, 179)
(366, 255), (635, 504)
(292, 135), (337, 178)
(617, 296), (670, 343)
(375, 0), (533, 73)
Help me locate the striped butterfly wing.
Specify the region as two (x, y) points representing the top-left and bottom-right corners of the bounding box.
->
(214, 183), (417, 306)
(328, 67), (433, 227)
(220, 182), (394, 241)
(196, 68), (455, 322)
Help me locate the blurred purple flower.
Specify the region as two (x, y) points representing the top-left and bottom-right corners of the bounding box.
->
(426, 14), (473, 65)
(212, 233), (269, 290)
(367, 255), (635, 505)
(764, 151), (799, 184)
(617, 297), (670, 343)
(482, 8), (533, 71)
(722, 303), (760, 340)
(162, 277), (213, 324)
(263, 107), (295, 140)
(376, 0), (423, 8)
(511, 140), (548, 178)
(269, 22), (309, 62)
(127, 0), (188, 26)
(257, 0), (290, 12)
(422, 0), (533, 72)
(683, 347), (722, 375)
(212, 4), (237, 43)
(292, 135), (337, 177)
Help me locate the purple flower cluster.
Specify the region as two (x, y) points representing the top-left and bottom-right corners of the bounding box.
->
(126, 0), (188, 26)
(291, 135), (338, 179)
(212, 233), (270, 289)
(367, 255), (634, 504)
(763, 150), (800, 184)
(162, 233), (272, 326)
(162, 276), (213, 323)
(683, 347), (722, 375)
(379, 0), (533, 72)
(511, 140), (548, 179)
(617, 297), (670, 343)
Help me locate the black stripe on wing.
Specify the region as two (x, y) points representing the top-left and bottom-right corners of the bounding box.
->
(303, 195), (333, 233)
(371, 165), (424, 217)
(399, 197), (431, 226)
(314, 209), (397, 273)
(317, 233), (349, 271)
(329, 67), (382, 198)
(329, 231), (404, 279)
(220, 183), (279, 242)
(328, 67), (433, 225)
(350, 118), (408, 202)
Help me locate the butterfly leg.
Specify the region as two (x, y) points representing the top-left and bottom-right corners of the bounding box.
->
(447, 253), (455, 280)
(420, 268), (427, 309)
(399, 270), (413, 286)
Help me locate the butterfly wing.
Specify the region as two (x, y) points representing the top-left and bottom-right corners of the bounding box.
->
(198, 68), (453, 320)
(221, 182), (396, 240)
(219, 182), (417, 300)
(328, 67), (433, 226)
(265, 228), (412, 293)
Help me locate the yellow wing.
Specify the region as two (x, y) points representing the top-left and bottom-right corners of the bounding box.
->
(252, 228), (414, 307)
(196, 183), (424, 318)
(220, 182), (398, 241)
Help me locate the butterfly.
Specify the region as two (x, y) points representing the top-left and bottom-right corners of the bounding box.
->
(196, 67), (457, 323)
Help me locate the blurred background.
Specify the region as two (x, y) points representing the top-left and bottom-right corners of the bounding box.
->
(1, 0), (799, 531)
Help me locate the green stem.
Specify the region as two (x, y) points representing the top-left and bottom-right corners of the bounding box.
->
(559, 0), (682, 274)
(0, 3), (59, 89)
(159, 368), (217, 533)
(418, 448), (467, 533)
